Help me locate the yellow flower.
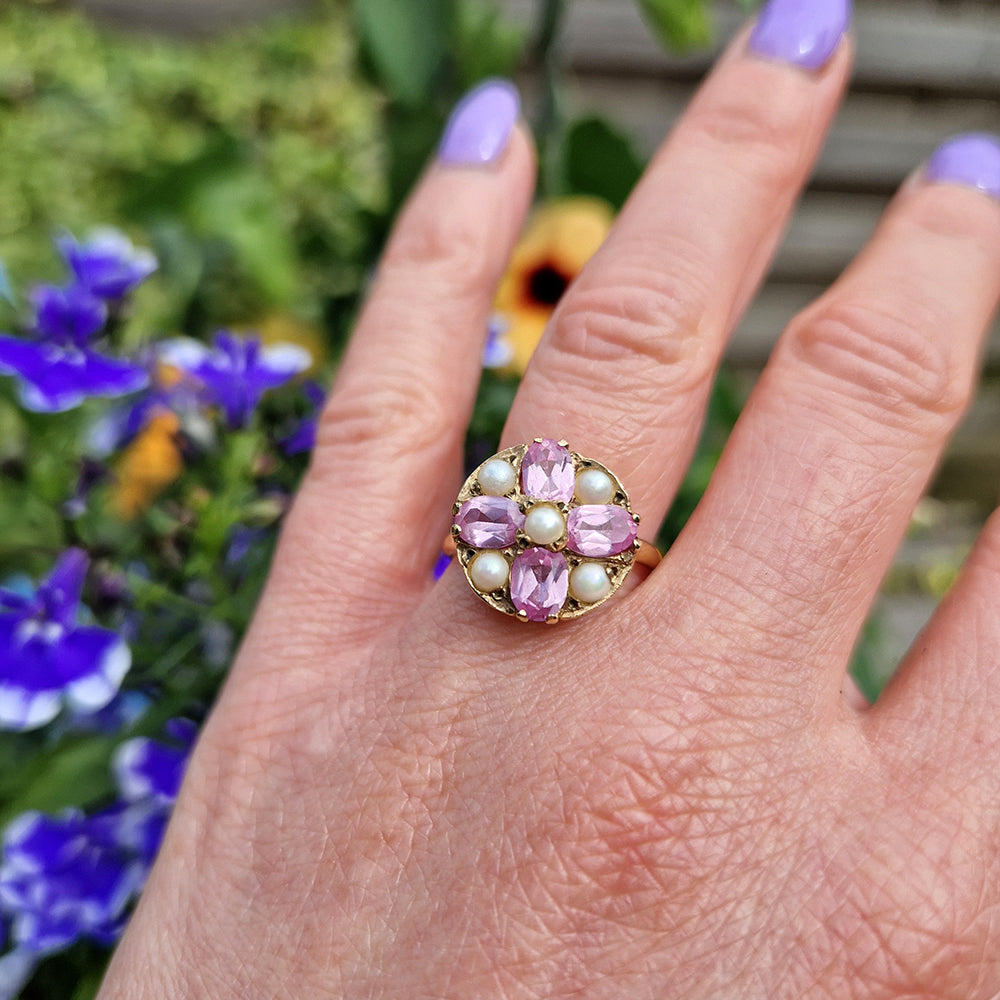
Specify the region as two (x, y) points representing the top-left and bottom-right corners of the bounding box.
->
(109, 412), (184, 520)
(494, 197), (614, 374)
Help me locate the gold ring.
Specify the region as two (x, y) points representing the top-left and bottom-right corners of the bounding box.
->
(443, 439), (662, 623)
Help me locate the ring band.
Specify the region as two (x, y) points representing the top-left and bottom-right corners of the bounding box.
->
(441, 535), (663, 569)
(442, 535), (661, 569)
(444, 438), (662, 623)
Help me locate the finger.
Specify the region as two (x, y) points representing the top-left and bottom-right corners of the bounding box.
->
(502, 11), (852, 531)
(264, 84), (534, 628)
(655, 134), (1000, 705)
(868, 506), (1000, 771)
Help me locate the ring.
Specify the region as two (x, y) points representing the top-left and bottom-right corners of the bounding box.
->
(443, 438), (661, 622)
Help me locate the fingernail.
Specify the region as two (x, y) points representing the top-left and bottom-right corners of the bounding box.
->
(749, 0), (851, 71)
(924, 133), (1000, 201)
(439, 78), (520, 167)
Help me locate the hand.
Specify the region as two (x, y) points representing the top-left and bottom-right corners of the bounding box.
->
(98, 6), (1000, 998)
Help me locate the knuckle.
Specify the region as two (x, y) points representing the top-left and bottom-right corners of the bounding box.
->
(684, 83), (804, 182)
(381, 203), (495, 293)
(542, 250), (715, 393)
(784, 300), (971, 428)
(902, 184), (1000, 252)
(312, 372), (454, 477)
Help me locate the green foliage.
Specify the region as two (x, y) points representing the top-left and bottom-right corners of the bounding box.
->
(352, 0), (526, 209)
(556, 116), (646, 210)
(0, 2), (385, 329)
(352, 0), (452, 105)
(636, 0), (713, 52)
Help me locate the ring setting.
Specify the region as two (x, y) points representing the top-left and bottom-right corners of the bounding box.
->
(444, 439), (660, 622)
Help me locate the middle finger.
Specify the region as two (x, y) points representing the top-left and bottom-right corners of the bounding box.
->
(502, 4), (852, 531)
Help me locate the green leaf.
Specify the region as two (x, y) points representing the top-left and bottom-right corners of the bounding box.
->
(385, 105), (444, 207)
(557, 116), (645, 209)
(353, 0), (452, 105)
(70, 965), (107, 1000)
(0, 482), (65, 559)
(185, 168), (301, 309)
(0, 737), (116, 825)
(636, 0), (713, 52)
(451, 0), (526, 91)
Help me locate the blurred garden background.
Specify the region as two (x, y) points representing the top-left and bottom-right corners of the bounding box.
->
(0, 0), (998, 995)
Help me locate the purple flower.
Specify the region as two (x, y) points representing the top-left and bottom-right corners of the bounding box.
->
(433, 553), (452, 581)
(113, 719), (195, 807)
(0, 810), (143, 956)
(482, 313), (513, 369)
(280, 380), (325, 456)
(226, 524), (268, 567)
(158, 331), (310, 429)
(57, 229), (157, 301)
(31, 284), (107, 346)
(0, 550), (131, 731)
(0, 334), (149, 414)
(107, 718), (196, 866)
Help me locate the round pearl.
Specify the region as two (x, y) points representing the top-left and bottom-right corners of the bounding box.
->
(575, 468), (615, 504)
(569, 562), (612, 604)
(478, 458), (517, 496)
(524, 504), (565, 545)
(469, 551), (509, 593)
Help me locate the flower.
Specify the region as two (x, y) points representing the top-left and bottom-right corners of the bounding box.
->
(433, 553), (452, 581)
(57, 228), (157, 301)
(158, 331), (311, 429)
(108, 411), (185, 519)
(108, 718), (196, 866)
(31, 283), (107, 345)
(0, 336), (150, 413)
(0, 809), (144, 956)
(280, 380), (325, 456)
(113, 719), (195, 808)
(481, 314), (513, 370)
(0, 270), (149, 414)
(0, 720), (197, 990)
(493, 197), (614, 374)
(0, 550), (131, 731)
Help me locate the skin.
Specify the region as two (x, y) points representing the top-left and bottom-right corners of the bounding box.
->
(98, 28), (1000, 1000)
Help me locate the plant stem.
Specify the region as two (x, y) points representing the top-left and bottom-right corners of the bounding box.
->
(532, 0), (567, 195)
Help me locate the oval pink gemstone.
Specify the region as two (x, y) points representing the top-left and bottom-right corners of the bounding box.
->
(566, 504), (638, 557)
(520, 439), (575, 503)
(510, 547), (569, 621)
(454, 496), (524, 548)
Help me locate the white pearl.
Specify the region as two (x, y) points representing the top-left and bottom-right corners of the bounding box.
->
(569, 562), (612, 603)
(478, 458), (517, 496)
(469, 551), (510, 592)
(575, 468), (615, 504)
(524, 504), (565, 545)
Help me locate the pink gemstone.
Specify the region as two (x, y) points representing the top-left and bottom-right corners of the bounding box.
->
(510, 548), (569, 621)
(520, 439), (575, 503)
(566, 505), (638, 557)
(454, 496), (524, 548)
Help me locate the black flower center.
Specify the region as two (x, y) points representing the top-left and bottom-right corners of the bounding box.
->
(526, 263), (571, 306)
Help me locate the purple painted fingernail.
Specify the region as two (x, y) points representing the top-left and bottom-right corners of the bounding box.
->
(924, 133), (1000, 200)
(749, 0), (851, 71)
(439, 79), (520, 167)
